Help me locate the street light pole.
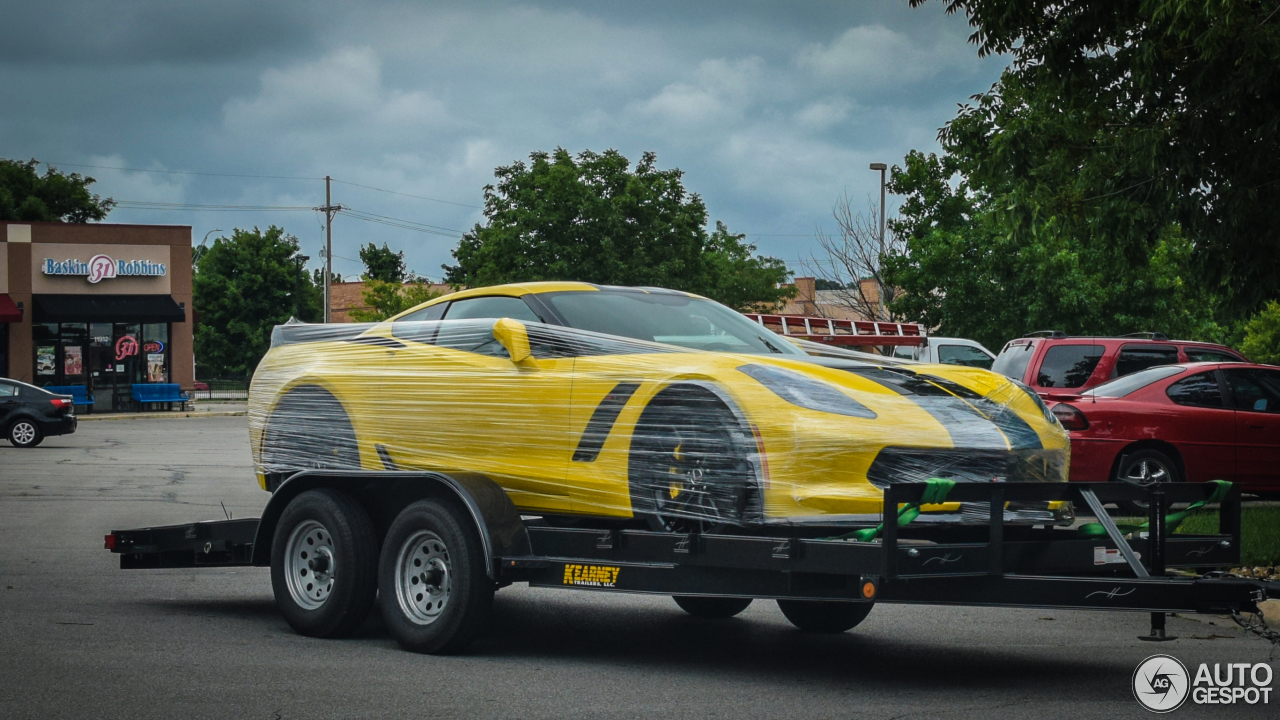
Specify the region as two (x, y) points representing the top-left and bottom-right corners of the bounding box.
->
(294, 254), (310, 321)
(869, 162), (888, 322)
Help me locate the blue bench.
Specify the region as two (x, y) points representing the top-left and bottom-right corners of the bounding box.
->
(131, 383), (191, 411)
(44, 385), (95, 412)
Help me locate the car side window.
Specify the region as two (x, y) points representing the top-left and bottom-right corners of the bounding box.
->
(937, 344), (994, 369)
(1036, 344), (1104, 388)
(1114, 344), (1179, 377)
(1165, 371), (1225, 408)
(0, 383), (17, 397)
(397, 303), (448, 323)
(1184, 348), (1240, 364)
(1224, 369), (1280, 413)
(443, 296), (542, 323)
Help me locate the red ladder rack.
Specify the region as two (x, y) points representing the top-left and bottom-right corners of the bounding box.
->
(742, 313), (926, 347)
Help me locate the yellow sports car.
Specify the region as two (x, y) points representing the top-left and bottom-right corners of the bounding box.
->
(249, 282), (1070, 531)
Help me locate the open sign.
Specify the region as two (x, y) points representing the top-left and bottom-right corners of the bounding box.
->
(143, 341), (165, 354)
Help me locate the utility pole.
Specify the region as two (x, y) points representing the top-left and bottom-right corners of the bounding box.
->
(869, 162), (888, 322)
(294, 254), (309, 320)
(314, 176), (344, 322)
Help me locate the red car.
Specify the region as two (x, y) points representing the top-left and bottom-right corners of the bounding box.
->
(1046, 363), (1280, 505)
(991, 332), (1246, 396)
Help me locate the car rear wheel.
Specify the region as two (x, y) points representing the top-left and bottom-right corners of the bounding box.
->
(378, 499), (494, 654)
(8, 419), (43, 448)
(270, 489), (378, 638)
(673, 595), (753, 619)
(628, 387), (754, 533)
(1113, 449), (1180, 515)
(776, 599), (873, 633)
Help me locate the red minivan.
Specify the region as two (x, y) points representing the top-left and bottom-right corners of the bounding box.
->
(990, 332), (1246, 397)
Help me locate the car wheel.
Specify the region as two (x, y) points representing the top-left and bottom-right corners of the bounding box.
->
(1114, 449), (1181, 515)
(378, 499), (494, 654)
(628, 386), (754, 533)
(673, 595), (753, 619)
(8, 419), (43, 448)
(270, 489), (378, 638)
(776, 599), (873, 633)
(261, 386), (361, 478)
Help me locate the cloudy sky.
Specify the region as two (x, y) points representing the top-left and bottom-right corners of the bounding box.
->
(1, 1), (1005, 281)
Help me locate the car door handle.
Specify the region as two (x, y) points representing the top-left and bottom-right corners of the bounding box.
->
(1247, 423), (1266, 429)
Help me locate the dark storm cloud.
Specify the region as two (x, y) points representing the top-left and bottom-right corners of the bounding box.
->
(1, 1), (1005, 279)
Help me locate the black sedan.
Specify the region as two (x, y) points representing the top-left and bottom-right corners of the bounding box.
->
(0, 379), (77, 448)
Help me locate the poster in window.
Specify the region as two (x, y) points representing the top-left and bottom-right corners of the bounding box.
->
(37, 346), (56, 375)
(147, 353), (167, 383)
(64, 346), (83, 376)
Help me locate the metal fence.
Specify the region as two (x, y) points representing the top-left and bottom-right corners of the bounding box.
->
(192, 379), (249, 401)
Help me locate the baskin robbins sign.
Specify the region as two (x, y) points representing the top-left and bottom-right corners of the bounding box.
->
(42, 254), (167, 284)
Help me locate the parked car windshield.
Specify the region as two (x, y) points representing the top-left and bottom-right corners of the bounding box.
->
(542, 290), (802, 355)
(1083, 365), (1186, 398)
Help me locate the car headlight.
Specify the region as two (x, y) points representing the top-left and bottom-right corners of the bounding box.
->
(737, 364), (876, 419)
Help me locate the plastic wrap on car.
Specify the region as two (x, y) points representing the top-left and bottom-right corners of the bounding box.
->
(248, 316), (1071, 532)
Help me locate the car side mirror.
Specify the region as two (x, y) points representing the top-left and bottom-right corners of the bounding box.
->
(493, 318), (534, 365)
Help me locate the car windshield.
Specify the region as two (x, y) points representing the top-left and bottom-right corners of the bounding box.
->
(541, 290), (803, 355)
(1083, 365), (1186, 398)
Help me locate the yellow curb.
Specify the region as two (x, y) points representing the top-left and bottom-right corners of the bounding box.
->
(78, 410), (246, 422)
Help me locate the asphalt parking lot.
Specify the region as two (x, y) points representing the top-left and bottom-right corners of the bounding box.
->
(0, 416), (1275, 719)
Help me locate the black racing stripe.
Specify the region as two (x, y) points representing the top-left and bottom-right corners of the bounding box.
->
(844, 368), (1010, 450)
(917, 374), (1044, 450)
(572, 382), (641, 462)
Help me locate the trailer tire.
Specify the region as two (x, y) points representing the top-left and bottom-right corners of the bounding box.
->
(270, 489), (378, 638)
(776, 599), (873, 633)
(378, 498), (494, 655)
(672, 595), (753, 619)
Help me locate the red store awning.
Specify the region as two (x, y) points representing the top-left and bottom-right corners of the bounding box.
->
(0, 294), (21, 323)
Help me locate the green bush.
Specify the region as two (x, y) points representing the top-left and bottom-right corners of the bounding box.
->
(1240, 301), (1280, 365)
(1176, 506), (1280, 567)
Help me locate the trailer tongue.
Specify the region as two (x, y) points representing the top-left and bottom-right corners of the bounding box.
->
(107, 474), (1276, 653)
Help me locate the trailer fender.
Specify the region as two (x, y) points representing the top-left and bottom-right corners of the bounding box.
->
(251, 469), (531, 578)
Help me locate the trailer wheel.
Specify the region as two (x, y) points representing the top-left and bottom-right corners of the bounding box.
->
(270, 489), (378, 638)
(378, 499), (494, 654)
(672, 595), (753, 619)
(776, 600), (873, 633)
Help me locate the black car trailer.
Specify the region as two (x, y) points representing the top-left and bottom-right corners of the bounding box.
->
(105, 471), (1278, 654)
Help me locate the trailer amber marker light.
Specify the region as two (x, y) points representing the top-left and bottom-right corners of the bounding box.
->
(862, 581), (876, 599)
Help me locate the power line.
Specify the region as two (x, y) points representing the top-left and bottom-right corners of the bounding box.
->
(330, 178), (481, 209)
(340, 206), (465, 234)
(114, 200), (313, 211)
(35, 160), (323, 181)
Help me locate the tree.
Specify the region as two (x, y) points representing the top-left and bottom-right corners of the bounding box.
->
(1240, 302), (1280, 366)
(910, 0), (1280, 316)
(0, 159), (115, 222)
(359, 242), (411, 283)
(807, 193), (905, 321)
(349, 280), (443, 322)
(193, 226), (322, 377)
(881, 151), (1222, 352)
(443, 148), (794, 310)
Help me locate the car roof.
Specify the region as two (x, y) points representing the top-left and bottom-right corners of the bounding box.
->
(400, 282), (698, 314)
(1004, 336), (1241, 352)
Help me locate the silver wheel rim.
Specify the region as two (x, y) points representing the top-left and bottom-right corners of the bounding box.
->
(394, 530), (451, 626)
(12, 422), (35, 445)
(284, 520), (335, 610)
(1123, 460), (1170, 487)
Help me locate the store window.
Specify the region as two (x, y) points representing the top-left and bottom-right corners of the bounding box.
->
(30, 322), (172, 408)
(142, 323), (170, 383)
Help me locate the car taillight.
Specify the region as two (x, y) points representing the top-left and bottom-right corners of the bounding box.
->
(50, 398), (73, 410)
(1052, 404), (1090, 431)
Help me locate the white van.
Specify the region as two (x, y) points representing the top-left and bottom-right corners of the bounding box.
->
(893, 337), (996, 369)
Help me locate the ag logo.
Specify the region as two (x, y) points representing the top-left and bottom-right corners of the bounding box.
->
(1134, 654), (1190, 713)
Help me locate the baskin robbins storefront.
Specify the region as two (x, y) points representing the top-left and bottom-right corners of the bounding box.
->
(1, 222), (194, 412)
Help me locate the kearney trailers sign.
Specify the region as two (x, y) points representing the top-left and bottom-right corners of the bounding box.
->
(42, 254), (168, 284)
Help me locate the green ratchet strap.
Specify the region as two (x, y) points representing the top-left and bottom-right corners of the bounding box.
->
(830, 478), (956, 542)
(1076, 479), (1232, 538)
